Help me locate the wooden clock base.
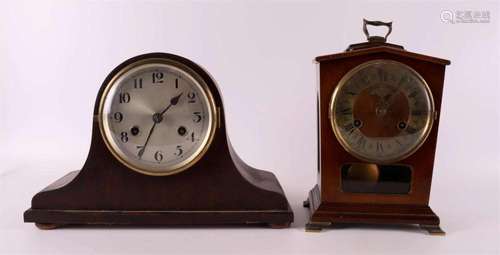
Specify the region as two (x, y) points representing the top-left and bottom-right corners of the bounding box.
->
(24, 119), (294, 230)
(303, 185), (444, 235)
(25, 169), (293, 229)
(28, 207), (292, 230)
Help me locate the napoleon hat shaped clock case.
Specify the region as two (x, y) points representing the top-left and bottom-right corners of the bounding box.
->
(24, 52), (294, 229)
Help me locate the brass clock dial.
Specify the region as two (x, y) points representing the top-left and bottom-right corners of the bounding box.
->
(330, 60), (435, 163)
(99, 58), (217, 176)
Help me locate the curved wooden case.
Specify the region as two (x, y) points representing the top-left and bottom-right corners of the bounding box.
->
(24, 53), (293, 229)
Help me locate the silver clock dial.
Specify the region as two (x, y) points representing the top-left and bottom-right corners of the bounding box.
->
(99, 59), (216, 176)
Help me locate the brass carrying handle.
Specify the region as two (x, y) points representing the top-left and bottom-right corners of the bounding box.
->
(363, 19), (392, 42)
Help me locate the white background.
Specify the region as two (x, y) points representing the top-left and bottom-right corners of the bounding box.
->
(1, 0), (499, 254)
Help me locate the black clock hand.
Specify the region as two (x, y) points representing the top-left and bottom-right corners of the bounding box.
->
(384, 88), (400, 106)
(160, 92), (183, 116)
(137, 122), (157, 159)
(376, 86), (399, 112)
(137, 92), (184, 159)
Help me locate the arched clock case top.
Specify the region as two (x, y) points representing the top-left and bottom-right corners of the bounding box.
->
(24, 52), (293, 229)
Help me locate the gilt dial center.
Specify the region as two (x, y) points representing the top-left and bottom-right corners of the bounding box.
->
(331, 60), (435, 163)
(375, 107), (388, 117)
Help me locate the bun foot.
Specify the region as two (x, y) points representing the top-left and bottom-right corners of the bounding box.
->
(269, 222), (291, 229)
(35, 223), (61, 230)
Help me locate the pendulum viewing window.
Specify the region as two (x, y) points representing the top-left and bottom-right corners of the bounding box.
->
(340, 163), (412, 194)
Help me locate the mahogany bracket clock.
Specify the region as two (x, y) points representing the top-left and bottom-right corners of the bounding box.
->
(303, 20), (450, 234)
(24, 52), (293, 229)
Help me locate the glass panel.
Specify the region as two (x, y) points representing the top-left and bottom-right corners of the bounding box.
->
(341, 163), (412, 194)
(330, 60), (435, 163)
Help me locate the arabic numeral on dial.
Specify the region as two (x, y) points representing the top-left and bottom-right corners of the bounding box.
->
(187, 92), (196, 103)
(175, 78), (179, 89)
(113, 112), (123, 122)
(154, 151), (163, 162)
(119, 92), (130, 103)
(175, 145), (183, 156)
(193, 112), (202, 123)
(120, 132), (129, 143)
(152, 72), (164, 83)
(191, 132), (195, 142)
(137, 146), (145, 158)
(134, 78), (143, 89)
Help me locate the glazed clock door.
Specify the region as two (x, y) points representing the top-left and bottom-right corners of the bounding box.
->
(99, 59), (217, 176)
(305, 19), (450, 234)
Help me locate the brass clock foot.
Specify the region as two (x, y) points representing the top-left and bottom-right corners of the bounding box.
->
(420, 224), (445, 235)
(35, 223), (61, 230)
(305, 221), (331, 232)
(310, 20), (449, 234)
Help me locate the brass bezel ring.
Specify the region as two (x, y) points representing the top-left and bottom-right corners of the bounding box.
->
(98, 57), (218, 176)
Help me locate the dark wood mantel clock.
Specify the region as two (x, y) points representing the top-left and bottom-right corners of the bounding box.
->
(303, 20), (450, 234)
(24, 52), (293, 229)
